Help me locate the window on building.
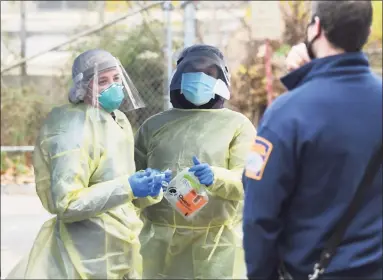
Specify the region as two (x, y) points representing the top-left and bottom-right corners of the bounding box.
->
(36, 1), (89, 10)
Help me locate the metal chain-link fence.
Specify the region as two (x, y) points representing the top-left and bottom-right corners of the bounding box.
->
(1, 1), (182, 185)
(69, 8), (173, 131)
(1, 1), (381, 186)
(1, 1), (183, 149)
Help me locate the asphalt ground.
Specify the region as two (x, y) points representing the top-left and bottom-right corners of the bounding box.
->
(1, 187), (52, 279)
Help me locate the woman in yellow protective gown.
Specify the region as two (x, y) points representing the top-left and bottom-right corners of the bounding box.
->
(135, 44), (257, 279)
(6, 49), (169, 279)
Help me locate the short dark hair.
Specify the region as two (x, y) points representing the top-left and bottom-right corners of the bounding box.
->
(312, 1), (373, 52)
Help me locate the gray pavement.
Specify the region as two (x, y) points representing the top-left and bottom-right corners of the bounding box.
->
(1, 190), (53, 279)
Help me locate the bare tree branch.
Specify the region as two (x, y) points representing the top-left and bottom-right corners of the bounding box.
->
(130, 1), (162, 50)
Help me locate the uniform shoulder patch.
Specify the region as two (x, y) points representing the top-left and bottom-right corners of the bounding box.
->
(245, 136), (273, 180)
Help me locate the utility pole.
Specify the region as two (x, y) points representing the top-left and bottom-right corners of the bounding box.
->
(250, 0), (255, 41)
(2, 1), (164, 74)
(98, 0), (105, 45)
(99, 1), (105, 24)
(163, 1), (173, 110)
(20, 1), (27, 77)
(183, 1), (196, 47)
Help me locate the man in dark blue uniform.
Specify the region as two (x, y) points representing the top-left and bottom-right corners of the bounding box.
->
(242, 1), (382, 279)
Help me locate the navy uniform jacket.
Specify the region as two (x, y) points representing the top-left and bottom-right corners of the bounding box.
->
(242, 52), (382, 279)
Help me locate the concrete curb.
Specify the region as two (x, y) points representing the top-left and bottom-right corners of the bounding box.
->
(1, 184), (36, 196)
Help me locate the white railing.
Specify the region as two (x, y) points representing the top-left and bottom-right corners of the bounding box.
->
(1, 146), (35, 152)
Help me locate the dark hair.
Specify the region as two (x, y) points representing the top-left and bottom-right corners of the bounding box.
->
(312, 1), (373, 52)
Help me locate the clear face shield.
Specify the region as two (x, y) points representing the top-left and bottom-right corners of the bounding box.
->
(169, 52), (231, 102)
(85, 57), (145, 115)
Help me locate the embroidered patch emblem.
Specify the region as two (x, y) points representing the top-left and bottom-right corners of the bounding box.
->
(245, 136), (273, 180)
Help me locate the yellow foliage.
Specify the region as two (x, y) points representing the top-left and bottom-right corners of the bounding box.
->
(238, 64), (247, 75)
(172, 0), (181, 8)
(279, 0), (311, 46)
(280, 0), (311, 21)
(367, 0), (382, 47)
(248, 64), (263, 77)
(244, 5), (251, 23)
(230, 41), (286, 124)
(105, 1), (131, 12)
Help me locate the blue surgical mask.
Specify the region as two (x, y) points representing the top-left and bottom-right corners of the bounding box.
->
(181, 72), (216, 106)
(98, 83), (124, 113)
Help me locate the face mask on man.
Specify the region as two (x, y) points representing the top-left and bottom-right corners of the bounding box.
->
(180, 72), (230, 107)
(304, 15), (322, 60)
(181, 72), (217, 106)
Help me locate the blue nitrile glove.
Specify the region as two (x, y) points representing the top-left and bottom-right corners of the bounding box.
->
(164, 169), (173, 183)
(145, 168), (160, 175)
(148, 178), (163, 197)
(148, 169), (164, 197)
(129, 171), (154, 198)
(146, 168), (173, 195)
(161, 169), (173, 191)
(189, 156), (214, 186)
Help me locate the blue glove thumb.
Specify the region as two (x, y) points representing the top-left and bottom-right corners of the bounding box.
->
(164, 170), (172, 182)
(192, 156), (201, 166)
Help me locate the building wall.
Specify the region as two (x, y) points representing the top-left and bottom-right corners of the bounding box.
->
(1, 1), (284, 77)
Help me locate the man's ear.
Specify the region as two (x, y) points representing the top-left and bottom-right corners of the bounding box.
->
(314, 16), (322, 37)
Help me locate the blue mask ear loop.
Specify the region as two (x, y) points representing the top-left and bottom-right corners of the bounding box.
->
(305, 15), (322, 60)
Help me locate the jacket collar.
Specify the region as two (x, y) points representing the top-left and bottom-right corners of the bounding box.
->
(280, 52), (370, 91)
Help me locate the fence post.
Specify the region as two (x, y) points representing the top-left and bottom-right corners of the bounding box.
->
(98, 0), (106, 43)
(163, 1), (173, 110)
(264, 39), (274, 106)
(20, 1), (27, 77)
(183, 1), (196, 47)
